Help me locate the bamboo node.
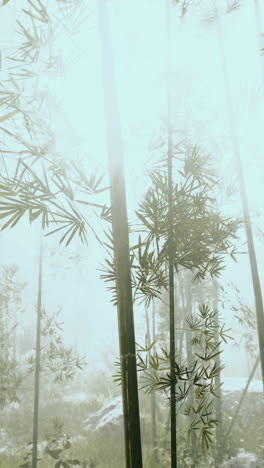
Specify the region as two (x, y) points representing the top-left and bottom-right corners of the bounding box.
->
(120, 353), (136, 359)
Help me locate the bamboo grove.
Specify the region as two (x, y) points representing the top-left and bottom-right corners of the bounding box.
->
(0, 1), (264, 468)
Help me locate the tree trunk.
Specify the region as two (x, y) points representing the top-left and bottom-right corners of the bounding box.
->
(151, 301), (158, 465)
(216, 18), (264, 389)
(181, 281), (196, 468)
(166, 1), (177, 466)
(168, 92), (177, 468)
(0, 290), (6, 409)
(213, 285), (223, 467)
(32, 237), (43, 468)
(145, 303), (158, 465)
(96, 2), (143, 467)
(168, 59), (177, 468)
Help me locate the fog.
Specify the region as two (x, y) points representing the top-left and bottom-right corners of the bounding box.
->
(1, 1), (264, 467)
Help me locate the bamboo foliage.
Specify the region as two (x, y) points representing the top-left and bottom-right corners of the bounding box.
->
(0, 4), (143, 466)
(29, 236), (85, 468)
(102, 142), (242, 464)
(0, 266), (25, 408)
(133, 149), (241, 463)
(0, 0), (109, 248)
(137, 302), (229, 449)
(1, 0), (264, 466)
(165, 0), (264, 393)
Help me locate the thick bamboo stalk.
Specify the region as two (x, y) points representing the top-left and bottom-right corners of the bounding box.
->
(216, 18), (264, 389)
(169, 263), (177, 468)
(168, 61), (177, 468)
(32, 237), (43, 468)
(96, 2), (143, 467)
(166, 2), (177, 466)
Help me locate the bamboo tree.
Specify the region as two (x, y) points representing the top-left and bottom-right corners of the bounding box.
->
(213, 284), (222, 467)
(32, 236), (43, 468)
(134, 138), (241, 460)
(177, 282), (185, 364)
(216, 11), (264, 388)
(166, 2), (177, 466)
(145, 301), (158, 465)
(96, 2), (143, 467)
(180, 275), (196, 468)
(144, 304), (158, 464)
(151, 301), (158, 466)
(168, 85), (177, 468)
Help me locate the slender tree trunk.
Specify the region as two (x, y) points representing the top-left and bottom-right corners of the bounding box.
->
(32, 237), (43, 468)
(145, 304), (158, 465)
(96, 2), (143, 467)
(178, 315), (185, 364)
(185, 331), (196, 468)
(216, 18), (264, 389)
(12, 306), (17, 362)
(181, 282), (196, 468)
(166, 2), (177, 466)
(151, 301), (158, 465)
(168, 103), (177, 468)
(213, 286), (222, 467)
(145, 305), (151, 348)
(175, 279), (184, 359)
(0, 300), (6, 409)
(222, 354), (260, 451)
(168, 57), (177, 468)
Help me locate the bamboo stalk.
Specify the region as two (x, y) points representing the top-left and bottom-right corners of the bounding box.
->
(178, 295), (185, 364)
(216, 15), (264, 389)
(96, 2), (143, 467)
(166, 1), (177, 466)
(145, 304), (158, 464)
(181, 280), (196, 468)
(222, 354), (260, 450)
(213, 285), (222, 467)
(151, 301), (158, 465)
(32, 237), (43, 468)
(0, 277), (7, 409)
(168, 55), (177, 468)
